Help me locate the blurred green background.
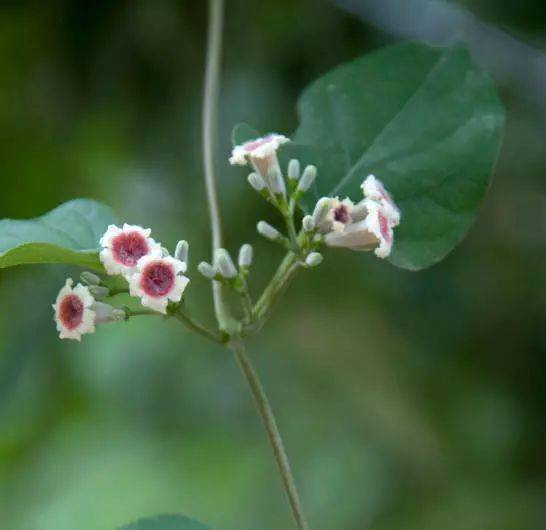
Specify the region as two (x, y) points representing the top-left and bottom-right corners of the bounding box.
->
(0, 1), (545, 529)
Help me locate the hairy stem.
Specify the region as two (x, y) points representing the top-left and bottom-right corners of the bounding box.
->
(202, 0), (233, 333)
(231, 342), (309, 530)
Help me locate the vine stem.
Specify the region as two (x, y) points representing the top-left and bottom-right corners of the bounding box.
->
(230, 341), (310, 530)
(202, 0), (233, 333)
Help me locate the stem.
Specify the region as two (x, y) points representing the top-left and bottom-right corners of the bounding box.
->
(126, 309), (162, 317)
(253, 252), (300, 321)
(202, 0), (233, 333)
(174, 309), (221, 344)
(231, 342), (309, 530)
(283, 211), (300, 254)
(237, 279), (254, 323)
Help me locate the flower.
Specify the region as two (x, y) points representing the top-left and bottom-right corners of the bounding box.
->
(100, 224), (161, 276)
(230, 134), (289, 193)
(320, 175), (401, 258)
(325, 197), (356, 232)
(230, 134), (289, 167)
(53, 278), (96, 340)
(128, 252), (189, 314)
(361, 174), (401, 224)
(314, 197), (368, 233)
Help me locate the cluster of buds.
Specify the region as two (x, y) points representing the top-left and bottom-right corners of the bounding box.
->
(198, 244), (255, 323)
(230, 133), (401, 266)
(54, 224), (190, 340)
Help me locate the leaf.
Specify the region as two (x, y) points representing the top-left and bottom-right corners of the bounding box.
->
(0, 199), (117, 271)
(284, 41), (505, 270)
(118, 514), (211, 530)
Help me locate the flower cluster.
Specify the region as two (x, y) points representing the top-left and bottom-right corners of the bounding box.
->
(54, 224), (189, 340)
(230, 133), (401, 263)
(54, 132), (400, 342)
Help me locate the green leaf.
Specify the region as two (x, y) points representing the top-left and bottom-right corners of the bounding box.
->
(285, 41), (505, 270)
(0, 199), (117, 271)
(118, 514), (211, 530)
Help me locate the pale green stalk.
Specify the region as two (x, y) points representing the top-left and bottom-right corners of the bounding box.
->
(202, 0), (234, 335)
(201, 3), (310, 528)
(231, 341), (309, 530)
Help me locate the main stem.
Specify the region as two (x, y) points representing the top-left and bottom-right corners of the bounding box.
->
(231, 342), (310, 530)
(202, 0), (232, 333)
(201, 3), (309, 528)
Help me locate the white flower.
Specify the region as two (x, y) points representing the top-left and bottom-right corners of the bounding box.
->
(128, 252), (189, 314)
(325, 199), (398, 257)
(230, 134), (289, 193)
(99, 224), (161, 276)
(361, 174), (401, 224)
(325, 197), (355, 232)
(230, 134), (289, 166)
(322, 175), (401, 258)
(53, 279), (96, 341)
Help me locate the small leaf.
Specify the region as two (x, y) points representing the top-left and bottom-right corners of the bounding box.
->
(118, 514), (211, 530)
(0, 199), (117, 271)
(231, 122), (261, 146)
(286, 41), (505, 270)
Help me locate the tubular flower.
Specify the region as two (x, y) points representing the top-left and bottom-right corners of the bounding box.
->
(229, 134), (289, 192)
(361, 174), (401, 224)
(129, 252), (189, 314)
(100, 224), (161, 276)
(53, 278), (96, 340)
(320, 176), (401, 258)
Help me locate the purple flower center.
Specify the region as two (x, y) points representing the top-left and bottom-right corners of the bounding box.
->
(333, 204), (351, 224)
(59, 294), (84, 330)
(140, 261), (175, 297)
(112, 231), (149, 267)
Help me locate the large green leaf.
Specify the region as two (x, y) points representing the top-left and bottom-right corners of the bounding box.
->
(283, 41), (504, 270)
(0, 199), (117, 270)
(118, 514), (211, 530)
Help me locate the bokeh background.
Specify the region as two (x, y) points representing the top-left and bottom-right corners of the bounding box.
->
(1, 1), (545, 529)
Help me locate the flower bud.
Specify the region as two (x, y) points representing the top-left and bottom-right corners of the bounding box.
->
(268, 166), (286, 197)
(305, 252), (323, 267)
(302, 215), (315, 233)
(88, 285), (110, 299)
(248, 171), (266, 192)
(312, 197), (332, 230)
(257, 221), (282, 241)
(297, 165), (317, 193)
(198, 261), (216, 279)
(214, 248), (238, 279)
(80, 271), (101, 286)
(91, 301), (126, 323)
(287, 159), (300, 181)
(238, 243), (253, 269)
(175, 240), (189, 264)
